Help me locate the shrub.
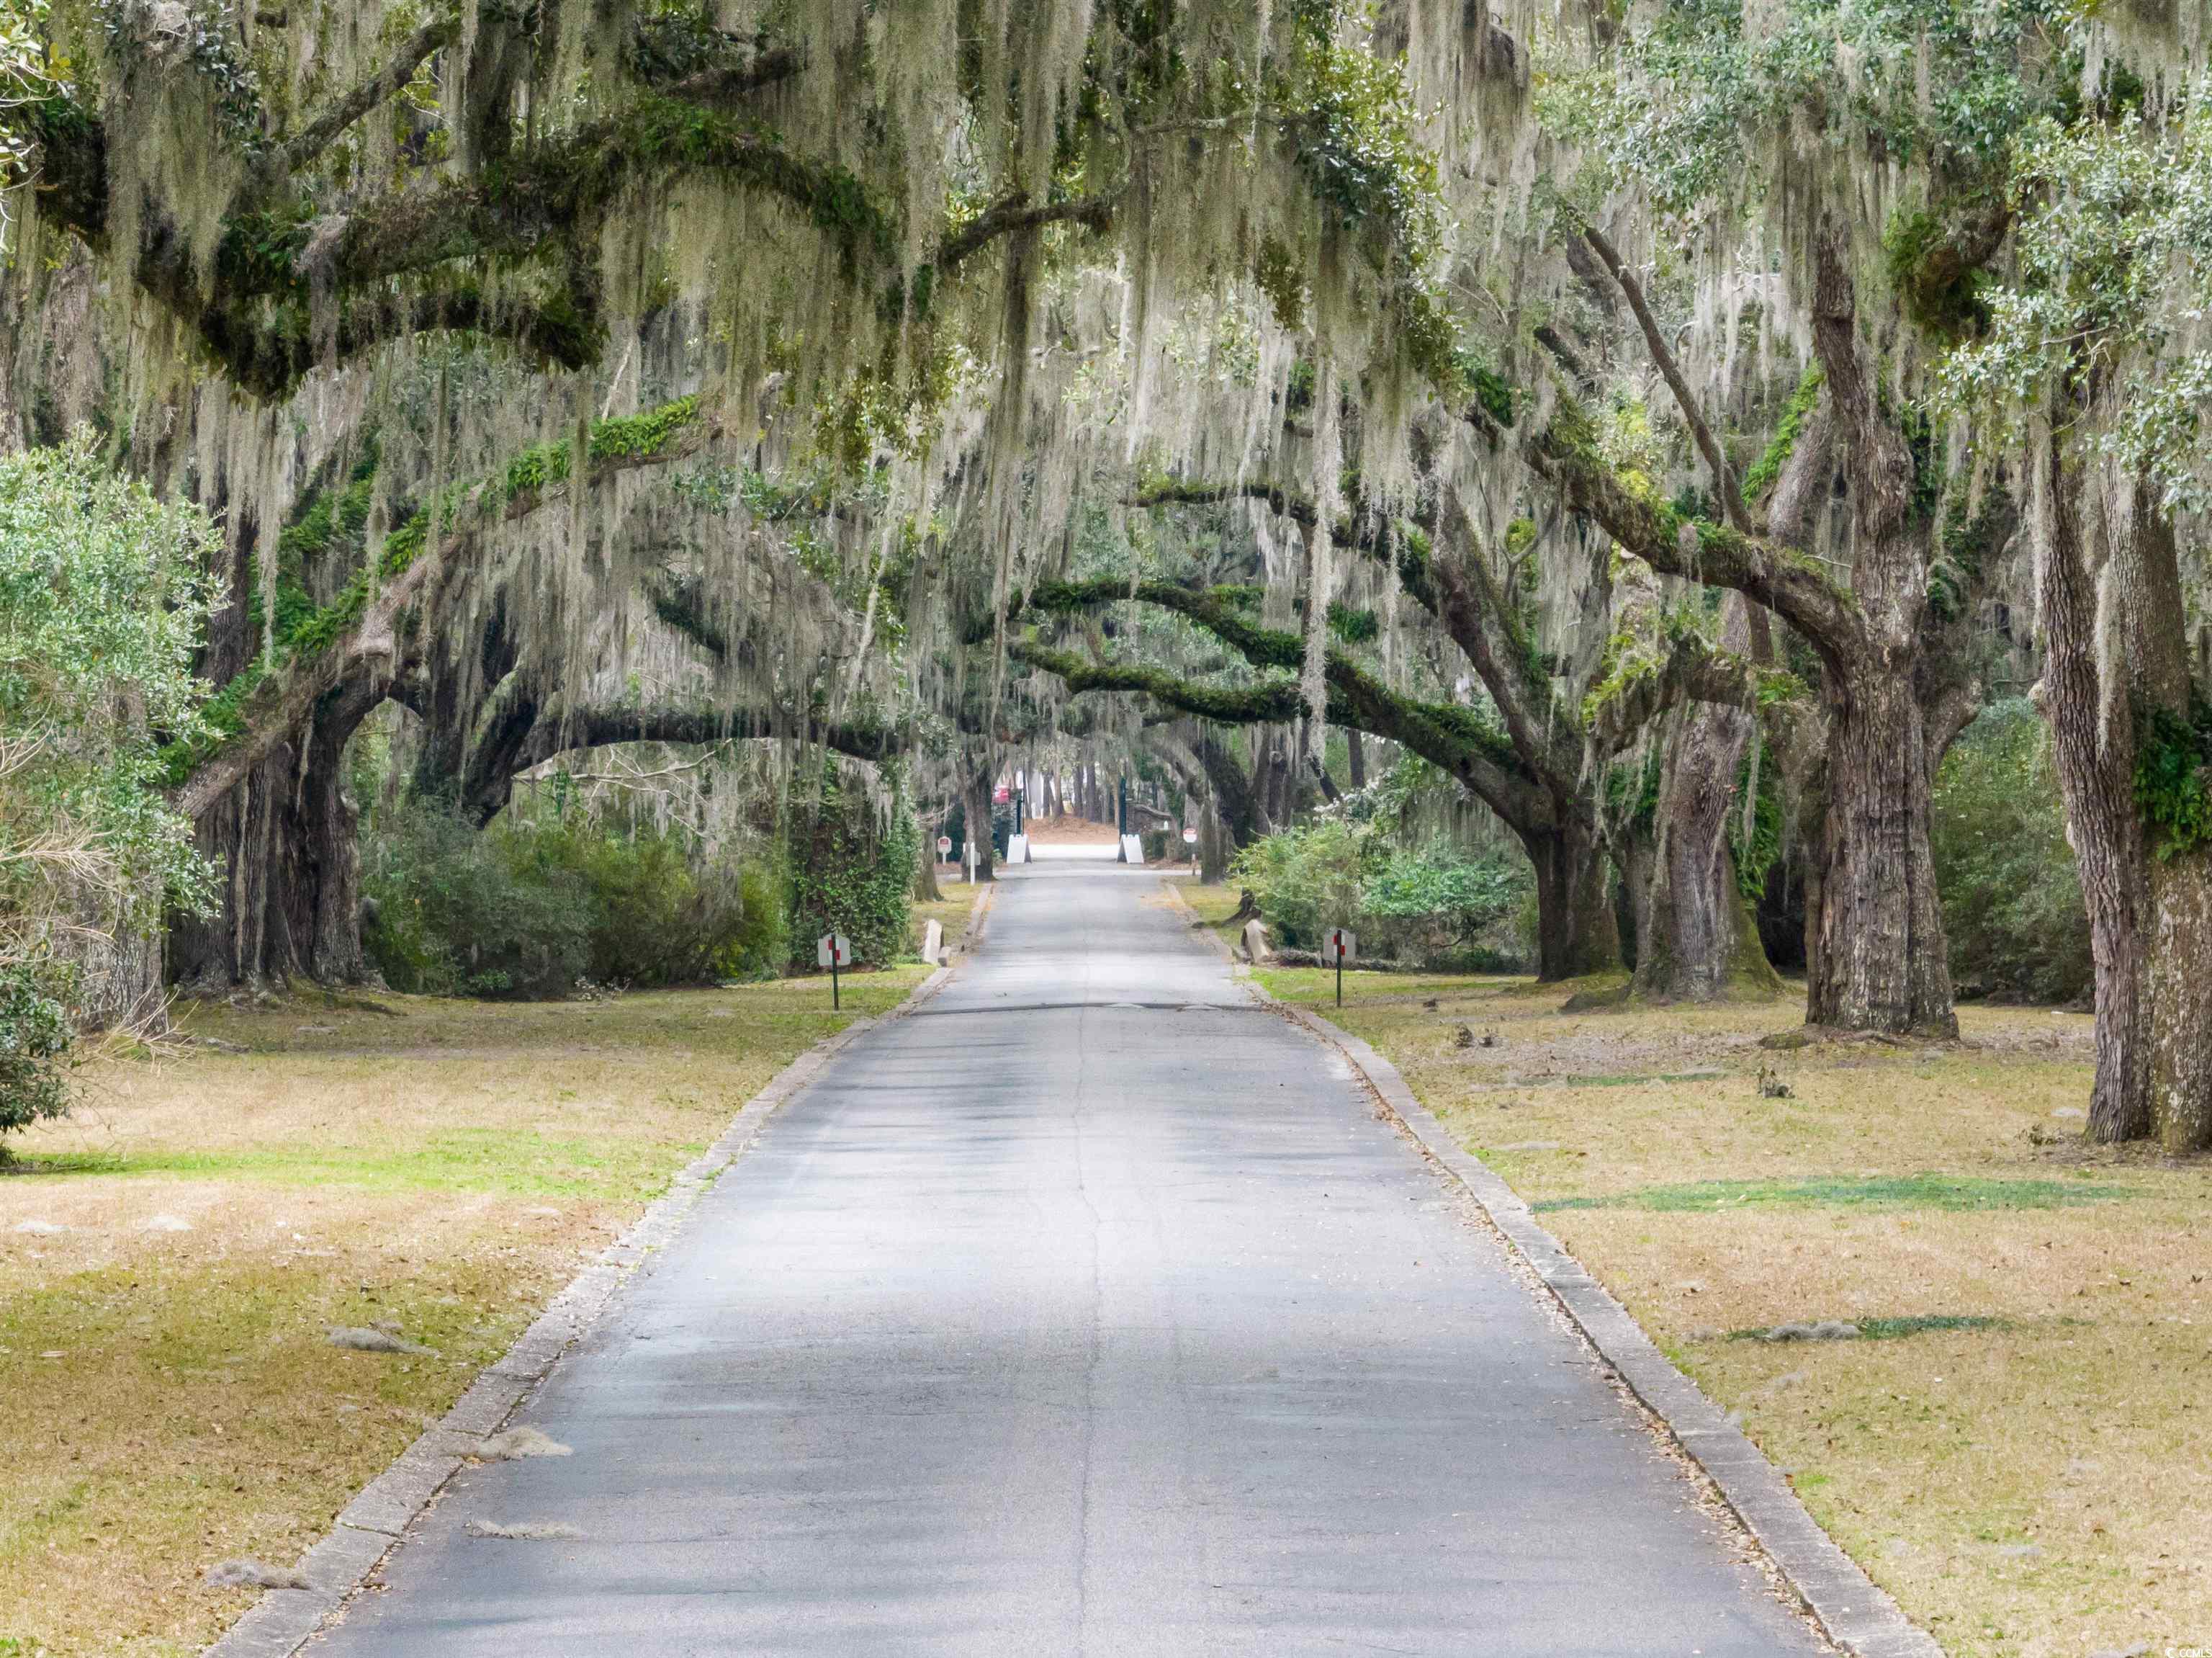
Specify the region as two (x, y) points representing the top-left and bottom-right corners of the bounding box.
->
(0, 440), (219, 1145)
(363, 799), (786, 996)
(1931, 700), (2092, 1003)
(1230, 818), (1530, 969)
(364, 802), (593, 997)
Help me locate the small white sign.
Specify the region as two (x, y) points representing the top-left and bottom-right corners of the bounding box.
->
(937, 835), (953, 856)
(1326, 928), (1356, 963)
(1182, 826), (1198, 843)
(816, 933), (852, 968)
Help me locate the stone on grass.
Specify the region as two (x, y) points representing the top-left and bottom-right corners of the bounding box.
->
(464, 1520), (584, 1540)
(204, 1559), (310, 1590)
(2051, 1107), (2085, 1119)
(475, 1425), (572, 1461)
(327, 1325), (434, 1355)
(1995, 1541), (2044, 1560)
(1241, 918), (1271, 965)
(140, 1213), (194, 1233)
(922, 919), (945, 965)
(12, 1219), (66, 1234)
(2088, 1646), (2149, 1658)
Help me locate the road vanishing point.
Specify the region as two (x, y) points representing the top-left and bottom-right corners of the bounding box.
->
(315, 861), (1827, 1656)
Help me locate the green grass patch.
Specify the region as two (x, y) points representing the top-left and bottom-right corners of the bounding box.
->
(1537, 1173), (2131, 1214)
(1725, 1314), (2008, 1342)
(31, 1129), (693, 1202)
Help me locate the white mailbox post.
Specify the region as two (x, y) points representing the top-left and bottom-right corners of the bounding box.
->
(1326, 927), (1356, 1007)
(816, 933), (853, 1008)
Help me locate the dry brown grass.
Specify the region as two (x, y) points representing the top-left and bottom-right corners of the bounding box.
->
(1246, 936), (2211, 1658)
(0, 970), (925, 1658)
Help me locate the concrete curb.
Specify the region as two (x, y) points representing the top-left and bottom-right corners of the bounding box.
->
(1280, 1000), (1941, 1658)
(963, 877), (997, 951)
(1153, 878), (1933, 1657)
(202, 963), (958, 1658)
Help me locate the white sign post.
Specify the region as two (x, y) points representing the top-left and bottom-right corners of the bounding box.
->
(937, 834), (953, 860)
(1182, 824), (1198, 870)
(816, 933), (852, 1008)
(1326, 927), (1356, 1007)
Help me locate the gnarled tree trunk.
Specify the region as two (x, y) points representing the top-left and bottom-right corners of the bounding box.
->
(1800, 225), (1956, 1036)
(1807, 659), (1954, 1032)
(168, 678), (384, 991)
(1526, 815), (1620, 982)
(1634, 698), (1779, 1001)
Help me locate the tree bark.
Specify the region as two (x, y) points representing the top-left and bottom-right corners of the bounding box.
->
(1346, 726), (1367, 790)
(2038, 437), (2154, 1140)
(1629, 588), (1783, 1001)
(1800, 224), (1957, 1036)
(1634, 697), (1781, 1000)
(963, 766), (997, 882)
(2041, 443), (2212, 1148)
(167, 678), (384, 990)
(914, 817), (944, 900)
(1807, 660), (1956, 1033)
(1527, 815), (1621, 982)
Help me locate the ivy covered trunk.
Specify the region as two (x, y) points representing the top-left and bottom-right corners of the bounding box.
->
(1527, 815), (1621, 982)
(1635, 702), (1779, 1001)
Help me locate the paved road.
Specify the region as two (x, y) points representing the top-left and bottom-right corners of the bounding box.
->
(318, 867), (1825, 1656)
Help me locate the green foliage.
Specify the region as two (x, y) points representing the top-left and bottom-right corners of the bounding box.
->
(1277, 1), (1462, 395)
(2132, 699), (2212, 859)
(1725, 743), (1783, 900)
(1932, 699), (2092, 1002)
(1231, 816), (1529, 968)
(1740, 365), (1823, 502)
(0, 959), (71, 1144)
(363, 797), (784, 998)
(1884, 208), (1990, 338)
(783, 763), (920, 972)
(0, 439), (219, 1140)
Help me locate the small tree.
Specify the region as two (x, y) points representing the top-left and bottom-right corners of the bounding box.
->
(0, 439), (217, 1144)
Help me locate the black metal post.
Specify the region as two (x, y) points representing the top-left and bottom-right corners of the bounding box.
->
(832, 954), (840, 1011)
(1335, 944), (1343, 1008)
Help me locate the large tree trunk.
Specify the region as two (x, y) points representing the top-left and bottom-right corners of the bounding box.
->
(2038, 439), (2154, 1140)
(1527, 815), (1621, 982)
(914, 816), (943, 900)
(962, 766), (997, 883)
(2040, 444), (2212, 1148)
(1345, 725), (1367, 790)
(1635, 700), (1781, 1001)
(167, 681), (383, 991)
(1800, 223), (1956, 1036)
(1806, 660), (1956, 1034)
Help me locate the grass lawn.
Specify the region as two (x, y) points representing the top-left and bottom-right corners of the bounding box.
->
(1218, 900), (2211, 1658)
(0, 967), (927, 1658)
